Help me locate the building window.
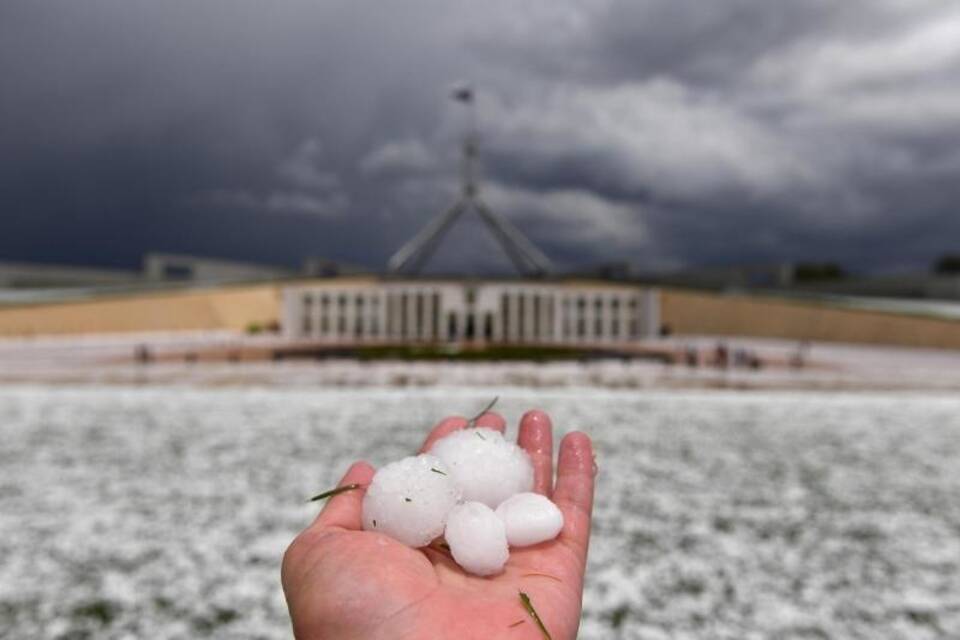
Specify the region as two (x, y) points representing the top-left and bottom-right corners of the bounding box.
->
(543, 294), (557, 340)
(465, 313), (476, 341)
(370, 296), (380, 337)
(594, 296), (604, 336)
(163, 263), (193, 280)
(400, 293), (409, 337)
(483, 313), (494, 341)
(385, 295), (394, 337)
(432, 292), (441, 341)
(576, 296), (586, 338)
(532, 295), (541, 340)
(611, 297), (621, 338)
(415, 293), (424, 340)
(355, 296), (364, 337)
(517, 294), (526, 340)
(447, 312), (458, 342)
(501, 293), (510, 342)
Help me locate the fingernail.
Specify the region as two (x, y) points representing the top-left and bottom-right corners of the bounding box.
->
(522, 409), (551, 427)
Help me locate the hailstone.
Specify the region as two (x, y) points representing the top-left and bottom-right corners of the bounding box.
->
(429, 427), (534, 508)
(444, 501), (509, 576)
(361, 454), (460, 548)
(495, 492), (564, 547)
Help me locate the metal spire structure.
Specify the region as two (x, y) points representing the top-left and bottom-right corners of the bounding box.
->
(387, 86), (553, 276)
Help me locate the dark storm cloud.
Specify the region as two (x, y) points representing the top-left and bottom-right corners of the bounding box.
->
(1, 0), (959, 273)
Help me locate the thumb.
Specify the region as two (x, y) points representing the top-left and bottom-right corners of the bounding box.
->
(312, 461), (375, 530)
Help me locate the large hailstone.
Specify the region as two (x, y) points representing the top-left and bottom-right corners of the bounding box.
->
(445, 501), (509, 576)
(429, 427), (534, 508)
(495, 492), (564, 547)
(361, 454), (461, 548)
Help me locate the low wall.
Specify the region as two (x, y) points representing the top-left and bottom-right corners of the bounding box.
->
(0, 285), (282, 336)
(661, 289), (960, 350)
(2, 283), (960, 350)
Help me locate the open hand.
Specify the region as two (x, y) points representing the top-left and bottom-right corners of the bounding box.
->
(282, 410), (596, 640)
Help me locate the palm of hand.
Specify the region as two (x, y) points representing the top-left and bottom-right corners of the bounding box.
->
(282, 411), (596, 640)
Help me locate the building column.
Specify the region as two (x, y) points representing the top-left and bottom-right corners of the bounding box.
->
(508, 291), (516, 342)
(384, 292), (393, 340)
(424, 288), (434, 342)
(642, 289), (660, 339)
(285, 291), (301, 340)
(362, 294), (374, 342)
(618, 295), (629, 343)
(412, 289), (422, 342)
(599, 295), (611, 342)
(520, 289), (533, 343)
(380, 291), (389, 342)
(406, 289), (414, 341)
(392, 291), (402, 340)
(394, 291), (404, 340)
(553, 294), (564, 344)
(312, 291), (323, 340)
(581, 295), (590, 343)
(345, 292), (352, 342)
(542, 293), (552, 343)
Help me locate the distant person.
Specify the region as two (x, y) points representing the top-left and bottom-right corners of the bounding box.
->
(134, 344), (151, 364)
(684, 345), (699, 367)
(714, 342), (729, 369)
(282, 410), (596, 640)
(733, 347), (748, 368)
(790, 341), (810, 369)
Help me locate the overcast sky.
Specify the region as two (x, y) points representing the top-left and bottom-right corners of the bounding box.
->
(2, 0), (959, 275)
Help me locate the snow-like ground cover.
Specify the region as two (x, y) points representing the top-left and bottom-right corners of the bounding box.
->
(2, 386), (959, 639)
(5, 332), (960, 391)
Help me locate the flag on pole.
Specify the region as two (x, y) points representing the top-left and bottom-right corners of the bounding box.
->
(451, 84), (473, 103)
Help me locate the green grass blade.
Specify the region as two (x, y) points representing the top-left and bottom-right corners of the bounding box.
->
(466, 396), (499, 427)
(519, 591), (552, 640)
(307, 483), (361, 502)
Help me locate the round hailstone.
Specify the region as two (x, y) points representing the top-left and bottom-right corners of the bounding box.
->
(495, 492), (564, 547)
(445, 501), (509, 576)
(361, 454), (461, 548)
(429, 427), (534, 508)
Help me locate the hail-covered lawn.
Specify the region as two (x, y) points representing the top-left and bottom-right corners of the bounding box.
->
(1, 386), (959, 639)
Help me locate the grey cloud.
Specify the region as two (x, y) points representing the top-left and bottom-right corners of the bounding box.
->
(1, 0), (959, 274)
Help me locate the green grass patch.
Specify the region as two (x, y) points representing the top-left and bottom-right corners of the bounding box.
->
(353, 344), (595, 361)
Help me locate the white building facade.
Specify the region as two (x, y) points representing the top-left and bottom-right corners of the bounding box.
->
(283, 279), (659, 346)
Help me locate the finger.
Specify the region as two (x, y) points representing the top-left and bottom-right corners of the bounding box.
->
(552, 432), (596, 565)
(418, 411), (506, 453)
(419, 416), (468, 453)
(517, 410), (553, 496)
(473, 410), (506, 432)
(312, 461), (375, 530)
